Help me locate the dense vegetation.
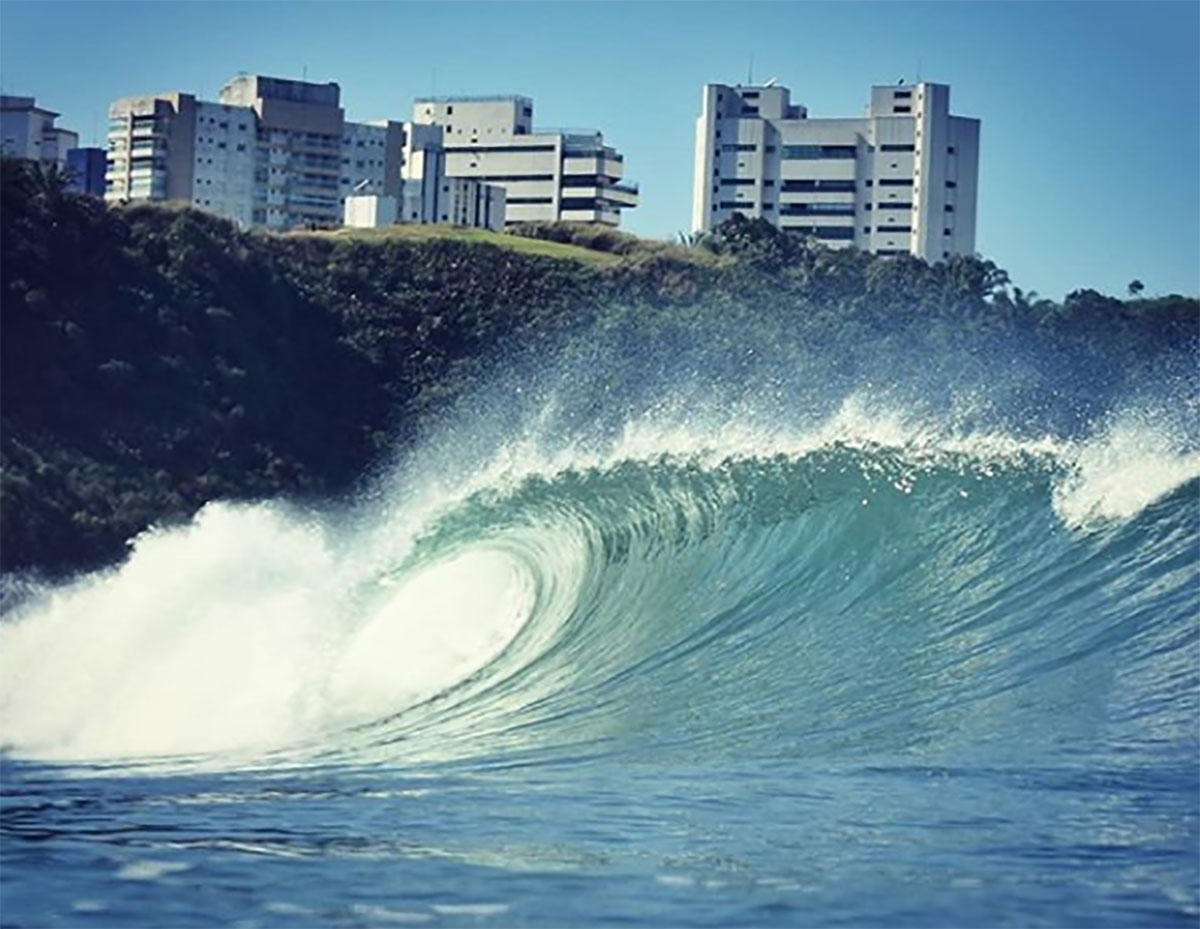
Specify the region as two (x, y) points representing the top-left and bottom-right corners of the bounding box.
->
(2, 158), (1195, 577)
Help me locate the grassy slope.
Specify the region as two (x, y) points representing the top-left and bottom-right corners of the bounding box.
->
(287, 224), (627, 267)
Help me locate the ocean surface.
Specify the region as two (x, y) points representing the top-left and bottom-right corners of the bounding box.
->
(1, 313), (1198, 927)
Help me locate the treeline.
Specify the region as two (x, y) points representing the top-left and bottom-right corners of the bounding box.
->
(1, 158), (1194, 576)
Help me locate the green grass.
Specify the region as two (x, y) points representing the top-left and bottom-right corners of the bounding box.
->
(285, 224), (625, 266)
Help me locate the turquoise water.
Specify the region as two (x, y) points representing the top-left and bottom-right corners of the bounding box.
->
(2, 305), (1198, 927)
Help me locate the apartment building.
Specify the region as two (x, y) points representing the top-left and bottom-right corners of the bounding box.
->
(106, 75), (405, 231)
(1, 95), (79, 169)
(345, 121), (507, 231)
(411, 95), (638, 227)
(692, 81), (979, 259)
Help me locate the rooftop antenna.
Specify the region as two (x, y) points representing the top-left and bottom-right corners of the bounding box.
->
(302, 64), (308, 81)
(917, 57), (922, 83)
(353, 179), (370, 193)
(748, 54), (754, 85)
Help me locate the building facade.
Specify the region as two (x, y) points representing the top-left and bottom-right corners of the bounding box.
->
(692, 81), (979, 259)
(1, 95), (79, 169)
(105, 75), (407, 231)
(411, 96), (638, 227)
(65, 147), (107, 195)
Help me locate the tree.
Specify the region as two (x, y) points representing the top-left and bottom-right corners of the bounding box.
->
(1128, 279), (1145, 298)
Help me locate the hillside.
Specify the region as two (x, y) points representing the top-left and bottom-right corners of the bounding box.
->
(1, 158), (1194, 577)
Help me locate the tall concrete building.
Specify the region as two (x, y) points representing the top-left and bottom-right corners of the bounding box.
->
(692, 81), (979, 259)
(412, 95), (638, 227)
(1, 95), (79, 169)
(105, 75), (404, 230)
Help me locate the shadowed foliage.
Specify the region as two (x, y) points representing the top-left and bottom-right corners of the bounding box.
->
(2, 159), (1195, 576)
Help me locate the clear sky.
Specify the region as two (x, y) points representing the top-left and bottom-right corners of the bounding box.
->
(2, 1), (1197, 300)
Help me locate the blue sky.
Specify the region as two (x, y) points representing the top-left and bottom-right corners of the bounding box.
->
(2, 1), (1197, 300)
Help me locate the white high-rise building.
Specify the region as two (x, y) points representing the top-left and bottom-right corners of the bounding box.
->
(412, 96), (638, 227)
(1, 95), (79, 169)
(106, 75), (406, 231)
(692, 81), (979, 259)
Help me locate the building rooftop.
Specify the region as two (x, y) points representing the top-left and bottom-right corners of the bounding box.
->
(413, 94), (532, 105)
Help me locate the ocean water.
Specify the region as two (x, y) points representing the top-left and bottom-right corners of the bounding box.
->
(1, 317), (1198, 927)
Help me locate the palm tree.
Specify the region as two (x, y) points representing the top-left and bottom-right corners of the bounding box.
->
(1127, 279), (1145, 298)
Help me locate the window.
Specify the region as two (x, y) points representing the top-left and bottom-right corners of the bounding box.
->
(945, 204), (954, 212)
(720, 143), (757, 152)
(876, 224), (912, 233)
(893, 106), (911, 113)
(719, 178), (756, 186)
(742, 90), (760, 98)
(944, 228), (952, 235)
(718, 201), (755, 209)
(946, 180), (957, 189)
(446, 105), (454, 114)
(781, 179), (856, 192)
(781, 145), (856, 160)
(878, 202), (912, 210)
(878, 178), (912, 187)
(779, 202), (855, 215)
(879, 144), (914, 152)
(894, 90), (912, 99)
(948, 146), (956, 154)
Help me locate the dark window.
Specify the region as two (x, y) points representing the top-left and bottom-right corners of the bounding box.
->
(522, 106), (533, 117)
(720, 143), (757, 152)
(780, 179), (856, 192)
(946, 180), (957, 188)
(764, 179), (775, 187)
(876, 225), (912, 233)
(876, 248), (907, 256)
(781, 145), (856, 160)
(944, 204), (955, 212)
(506, 197), (553, 205)
(779, 202), (855, 215)
(446, 105), (453, 114)
(948, 146), (956, 154)
(878, 201), (913, 210)
(944, 228), (952, 235)
(879, 144), (915, 152)
(741, 106), (760, 115)
(742, 90), (760, 99)
(764, 145), (776, 153)
(893, 106), (911, 113)
(878, 178), (913, 187)
(718, 201), (756, 209)
(894, 90), (912, 99)
(719, 178), (756, 186)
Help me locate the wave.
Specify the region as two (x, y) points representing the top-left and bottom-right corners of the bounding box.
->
(2, 397), (1196, 769)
